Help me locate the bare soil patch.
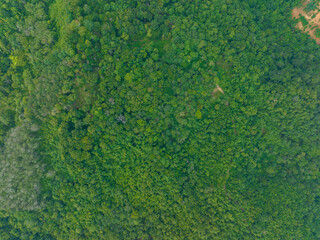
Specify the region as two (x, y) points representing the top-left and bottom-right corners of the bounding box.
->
(292, 0), (320, 44)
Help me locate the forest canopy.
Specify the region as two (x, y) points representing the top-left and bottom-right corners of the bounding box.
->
(0, 0), (319, 239)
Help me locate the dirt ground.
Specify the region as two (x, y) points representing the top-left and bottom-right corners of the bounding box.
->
(292, 0), (320, 44)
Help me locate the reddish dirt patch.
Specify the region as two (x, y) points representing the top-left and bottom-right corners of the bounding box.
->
(292, 1), (320, 44)
(212, 85), (224, 96)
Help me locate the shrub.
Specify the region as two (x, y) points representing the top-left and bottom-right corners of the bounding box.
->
(305, 1), (318, 12)
(314, 28), (320, 38)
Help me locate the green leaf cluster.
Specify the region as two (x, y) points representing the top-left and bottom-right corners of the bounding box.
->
(0, 0), (319, 239)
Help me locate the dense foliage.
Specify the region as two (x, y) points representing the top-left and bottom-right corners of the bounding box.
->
(0, 0), (319, 239)
(0, 120), (46, 211)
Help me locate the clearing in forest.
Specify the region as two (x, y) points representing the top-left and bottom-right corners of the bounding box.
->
(292, 0), (320, 44)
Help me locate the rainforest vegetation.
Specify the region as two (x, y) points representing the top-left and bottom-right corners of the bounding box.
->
(0, 0), (319, 239)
